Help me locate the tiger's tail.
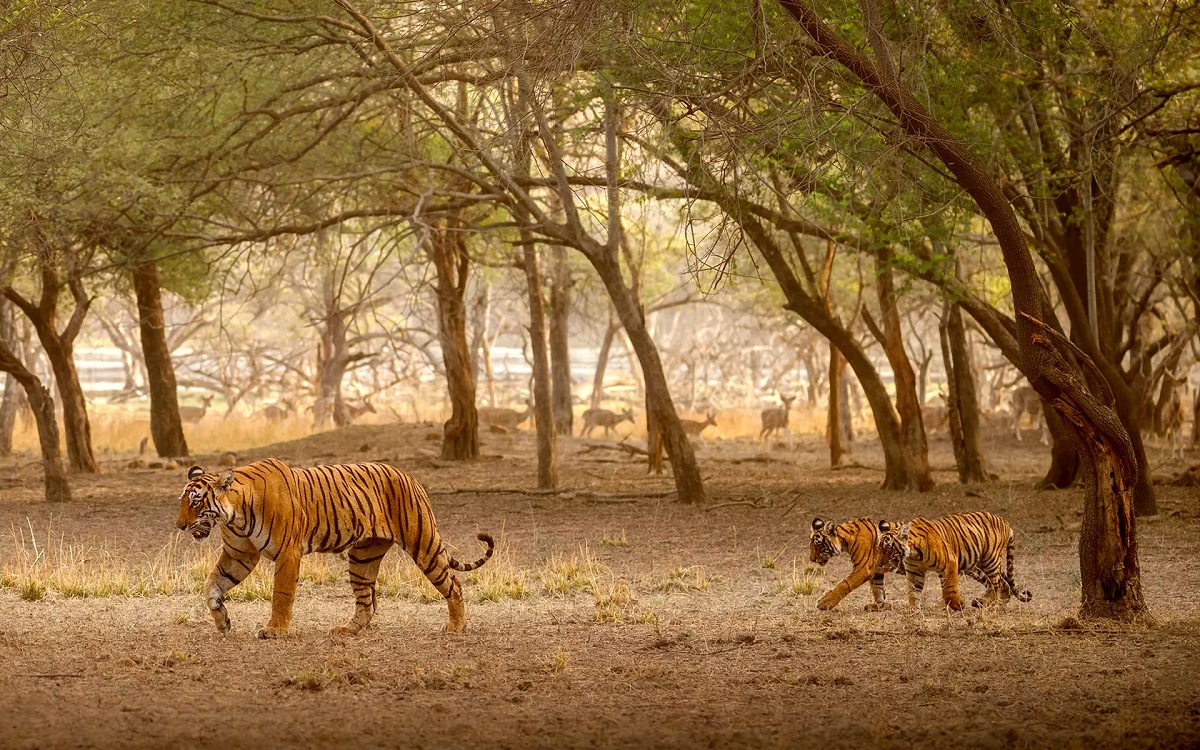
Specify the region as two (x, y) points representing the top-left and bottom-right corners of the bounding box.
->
(448, 533), (495, 572)
(1004, 534), (1033, 602)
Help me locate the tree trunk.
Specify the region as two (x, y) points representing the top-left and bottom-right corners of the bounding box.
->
(522, 241), (558, 489)
(430, 220), (478, 460)
(827, 344), (844, 466)
(940, 297), (988, 482)
(4, 258), (98, 474)
(774, 0), (1146, 617)
(1039, 408), (1082, 489)
(873, 253), (933, 490)
(131, 258), (189, 458)
(548, 246), (574, 435)
(0, 339), (70, 502)
(590, 317), (617, 411)
(0, 299), (17, 456)
(591, 256), (704, 503)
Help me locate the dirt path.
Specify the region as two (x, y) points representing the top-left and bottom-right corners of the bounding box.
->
(0, 423), (1197, 748)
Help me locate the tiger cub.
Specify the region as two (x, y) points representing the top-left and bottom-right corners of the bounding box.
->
(877, 512), (1033, 611)
(809, 517), (902, 611)
(176, 458), (494, 638)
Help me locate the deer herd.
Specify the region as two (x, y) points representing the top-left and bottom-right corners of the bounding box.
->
(170, 375), (1194, 457)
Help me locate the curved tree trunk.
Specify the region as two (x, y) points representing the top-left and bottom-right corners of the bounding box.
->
(4, 256), (98, 474)
(592, 256), (704, 503)
(131, 258), (189, 458)
(0, 339), (70, 502)
(430, 220), (479, 460)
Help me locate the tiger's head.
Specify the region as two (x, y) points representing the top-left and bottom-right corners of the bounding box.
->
(876, 519), (905, 572)
(176, 465), (236, 540)
(809, 517), (842, 565)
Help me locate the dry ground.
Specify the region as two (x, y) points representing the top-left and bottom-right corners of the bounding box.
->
(0, 420), (1198, 749)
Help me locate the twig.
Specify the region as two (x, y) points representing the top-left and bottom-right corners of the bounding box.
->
(704, 500), (770, 512)
(15, 672), (85, 678)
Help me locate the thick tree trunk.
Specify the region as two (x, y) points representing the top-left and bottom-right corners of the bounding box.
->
(1039, 408), (1082, 489)
(827, 344), (844, 467)
(0, 300), (17, 456)
(0, 341), (70, 502)
(873, 253), (933, 490)
(522, 241), (558, 488)
(548, 246), (574, 436)
(131, 259), (189, 458)
(430, 220), (478, 460)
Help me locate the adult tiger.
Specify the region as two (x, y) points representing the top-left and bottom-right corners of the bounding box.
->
(809, 517), (902, 611)
(176, 458), (494, 638)
(877, 512), (1033, 611)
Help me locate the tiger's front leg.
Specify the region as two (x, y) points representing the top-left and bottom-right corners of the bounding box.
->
(334, 541), (393, 635)
(258, 546), (301, 639)
(204, 547), (261, 634)
(904, 568), (926, 611)
(818, 566), (872, 611)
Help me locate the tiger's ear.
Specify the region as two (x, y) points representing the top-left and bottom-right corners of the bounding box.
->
(188, 465), (204, 480)
(217, 470), (235, 490)
(811, 517), (825, 531)
(879, 519), (891, 533)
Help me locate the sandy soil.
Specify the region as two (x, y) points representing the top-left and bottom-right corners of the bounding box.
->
(0, 422), (1198, 749)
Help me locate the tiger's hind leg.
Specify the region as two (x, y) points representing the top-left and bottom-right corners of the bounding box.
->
(335, 541), (394, 635)
(409, 544), (466, 632)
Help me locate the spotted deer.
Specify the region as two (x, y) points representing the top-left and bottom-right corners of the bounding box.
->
(581, 407), (634, 439)
(1010, 386), (1048, 446)
(261, 399), (295, 422)
(178, 394), (214, 424)
(760, 394), (796, 449)
(479, 400), (532, 431)
(679, 411), (717, 438)
(345, 398), (376, 423)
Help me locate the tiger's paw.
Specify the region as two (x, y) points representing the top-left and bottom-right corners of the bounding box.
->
(444, 620), (466, 633)
(816, 594), (838, 611)
(332, 623), (365, 636)
(863, 602), (892, 612)
(256, 626), (288, 639)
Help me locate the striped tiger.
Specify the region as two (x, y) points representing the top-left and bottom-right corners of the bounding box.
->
(878, 512), (1033, 611)
(809, 517), (902, 611)
(175, 458), (494, 638)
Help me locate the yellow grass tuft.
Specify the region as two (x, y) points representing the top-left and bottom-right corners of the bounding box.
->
(593, 579), (635, 623)
(538, 543), (609, 595)
(654, 566), (712, 593)
(775, 561), (824, 597)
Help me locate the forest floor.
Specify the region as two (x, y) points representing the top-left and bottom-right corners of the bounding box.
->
(0, 421), (1198, 749)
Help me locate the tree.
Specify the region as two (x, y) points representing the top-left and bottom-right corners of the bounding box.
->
(776, 0), (1145, 619)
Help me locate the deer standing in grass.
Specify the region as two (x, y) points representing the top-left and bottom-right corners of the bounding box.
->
(178, 394), (214, 424)
(1010, 386), (1048, 446)
(580, 407), (633, 439)
(679, 411), (717, 439)
(760, 395), (796, 449)
(478, 400), (532, 431)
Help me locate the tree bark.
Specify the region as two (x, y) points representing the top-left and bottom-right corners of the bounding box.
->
(870, 252), (932, 490)
(4, 253), (98, 473)
(0, 299), (18, 456)
(940, 296), (988, 483)
(131, 258), (189, 458)
(0, 337), (70, 501)
(775, 0), (1145, 617)
(429, 219), (479, 460)
(827, 344), (844, 467)
(521, 241), (558, 488)
(548, 246), (574, 436)
(589, 317), (617, 411)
